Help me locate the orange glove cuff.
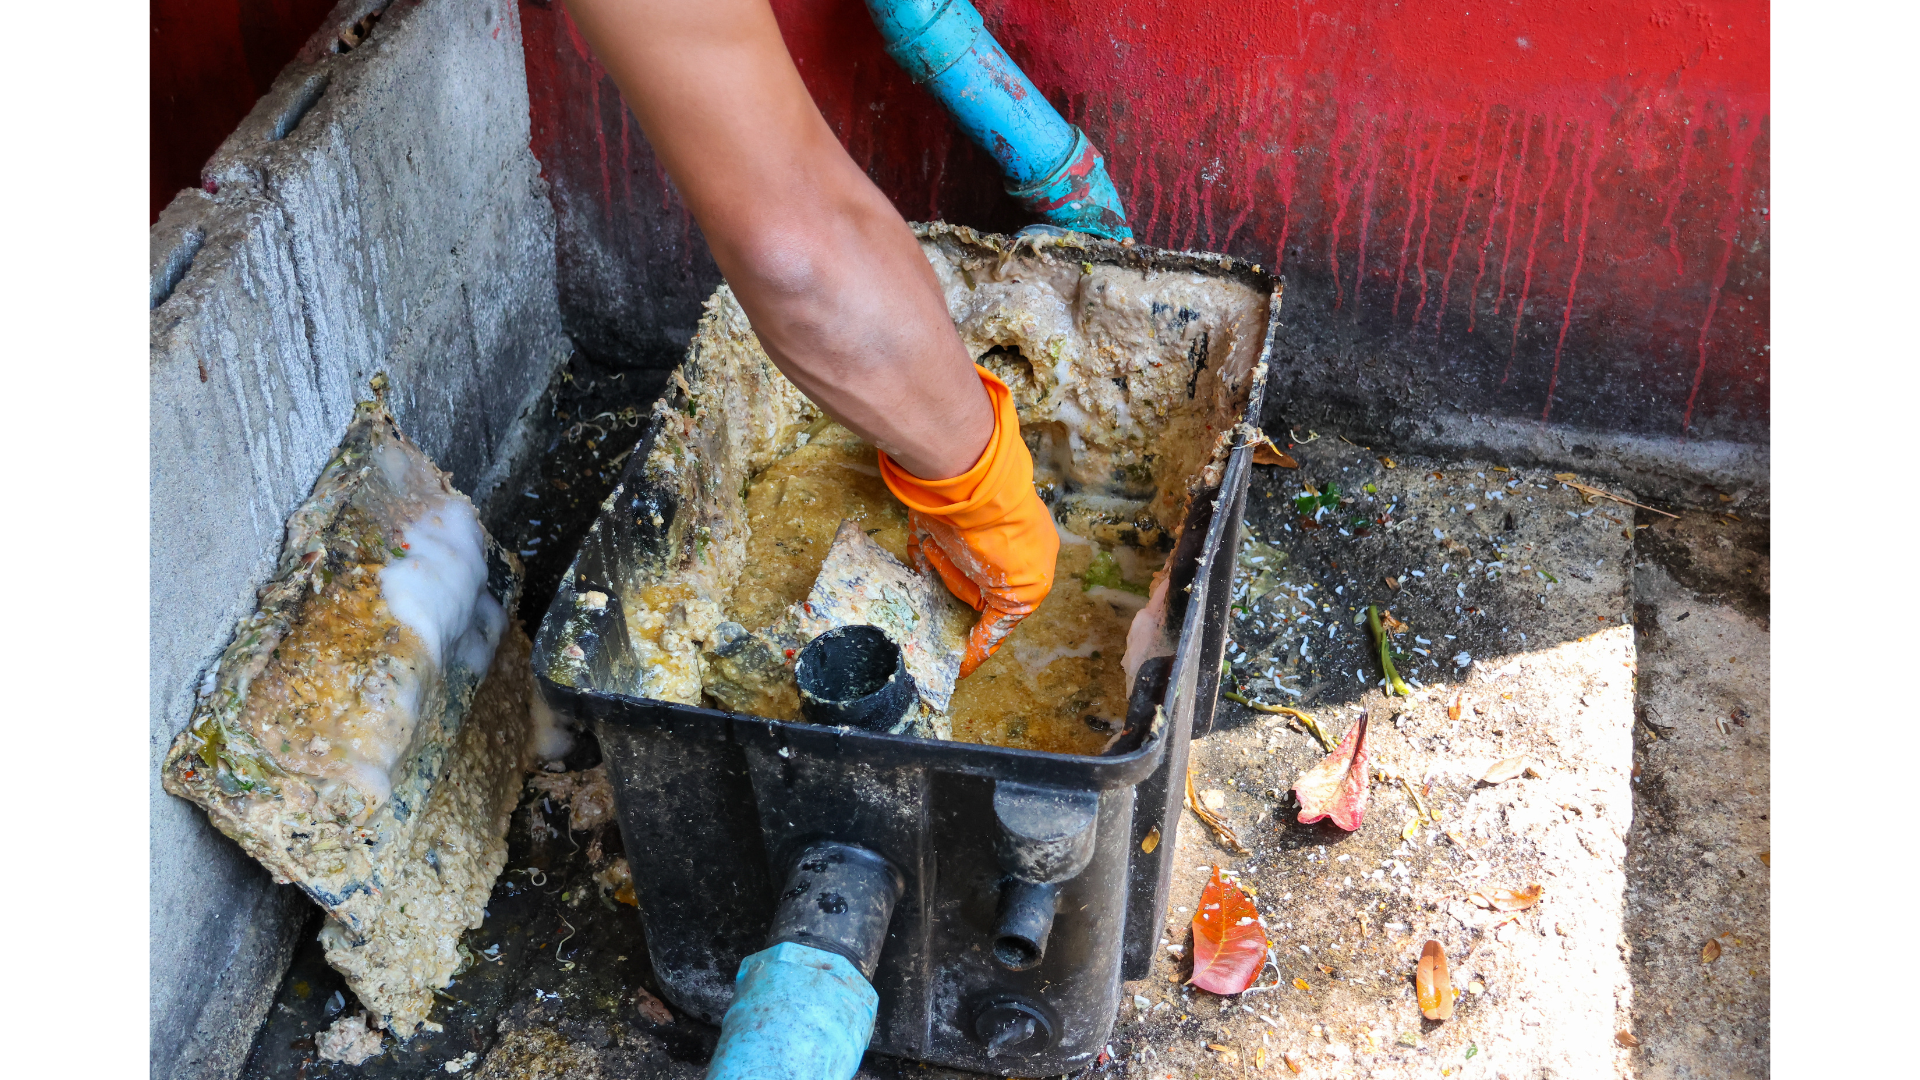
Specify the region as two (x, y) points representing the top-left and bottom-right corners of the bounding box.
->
(878, 366), (1056, 609)
(877, 366), (1031, 531)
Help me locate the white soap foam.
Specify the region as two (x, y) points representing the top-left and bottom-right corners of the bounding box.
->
(381, 500), (495, 670)
(528, 687), (575, 762)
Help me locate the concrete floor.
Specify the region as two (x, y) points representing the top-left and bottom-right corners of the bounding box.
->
(235, 431), (1769, 1080)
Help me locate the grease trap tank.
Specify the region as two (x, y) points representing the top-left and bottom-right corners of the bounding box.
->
(533, 224), (1278, 1074)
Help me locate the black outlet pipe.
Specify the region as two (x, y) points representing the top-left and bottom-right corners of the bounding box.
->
(768, 841), (905, 977)
(795, 625), (917, 731)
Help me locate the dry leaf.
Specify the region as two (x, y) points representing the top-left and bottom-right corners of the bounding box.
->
(1293, 713), (1372, 831)
(1615, 1031), (1640, 1048)
(1416, 941), (1453, 1020)
(1254, 1046), (1268, 1068)
(1141, 826), (1161, 854)
(1381, 609), (1409, 635)
(1469, 884), (1543, 911)
(1448, 691), (1466, 722)
(1701, 939), (1722, 963)
(1188, 867), (1269, 995)
(1317, 964), (1334, 975)
(1291, 977), (1310, 991)
(634, 987), (674, 1025)
(1758, 851), (1769, 866)
(1283, 1051), (1303, 1073)
(1385, 575), (1400, 591)
(1253, 438), (1300, 468)
(1480, 756), (1532, 785)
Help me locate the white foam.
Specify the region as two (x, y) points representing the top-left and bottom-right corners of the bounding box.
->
(381, 500), (495, 670)
(529, 688), (575, 762)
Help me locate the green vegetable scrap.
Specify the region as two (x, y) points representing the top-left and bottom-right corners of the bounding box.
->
(1083, 549), (1149, 596)
(1368, 604), (1413, 696)
(1293, 482), (1343, 516)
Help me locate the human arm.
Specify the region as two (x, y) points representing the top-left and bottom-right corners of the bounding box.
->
(561, 0), (990, 479)
(563, 0), (1057, 671)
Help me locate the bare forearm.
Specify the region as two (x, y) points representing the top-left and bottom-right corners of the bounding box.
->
(562, 0), (993, 479)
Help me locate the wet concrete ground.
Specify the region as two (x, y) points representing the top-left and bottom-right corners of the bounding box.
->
(238, 412), (1768, 1079)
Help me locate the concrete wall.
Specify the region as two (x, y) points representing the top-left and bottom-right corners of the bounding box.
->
(150, 0), (341, 221)
(519, 0), (1767, 502)
(148, 2), (568, 1077)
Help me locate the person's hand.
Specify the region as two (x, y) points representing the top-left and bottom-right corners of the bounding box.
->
(880, 367), (1059, 677)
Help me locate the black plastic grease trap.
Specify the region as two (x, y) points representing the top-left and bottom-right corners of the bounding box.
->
(533, 232), (1278, 1075)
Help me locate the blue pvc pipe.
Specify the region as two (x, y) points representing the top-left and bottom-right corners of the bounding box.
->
(866, 0), (1133, 241)
(705, 942), (879, 1080)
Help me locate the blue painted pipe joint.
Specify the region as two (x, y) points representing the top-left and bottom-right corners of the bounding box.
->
(705, 942), (878, 1080)
(866, 0), (1133, 241)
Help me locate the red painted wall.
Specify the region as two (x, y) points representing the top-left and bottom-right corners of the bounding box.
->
(154, 0), (1767, 441)
(523, 0), (1767, 444)
(151, 0), (342, 221)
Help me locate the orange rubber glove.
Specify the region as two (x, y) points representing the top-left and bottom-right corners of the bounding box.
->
(878, 366), (1059, 678)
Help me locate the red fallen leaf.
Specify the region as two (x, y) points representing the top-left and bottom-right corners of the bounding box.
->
(1293, 712), (1372, 830)
(1188, 866), (1269, 995)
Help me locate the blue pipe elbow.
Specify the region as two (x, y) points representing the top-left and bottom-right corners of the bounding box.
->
(705, 942), (879, 1080)
(865, 0), (1133, 241)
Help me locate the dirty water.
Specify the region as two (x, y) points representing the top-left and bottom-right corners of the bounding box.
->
(725, 417), (1158, 756)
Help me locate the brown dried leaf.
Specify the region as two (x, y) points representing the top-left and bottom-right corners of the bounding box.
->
(1701, 939), (1722, 963)
(1385, 575), (1400, 591)
(1615, 1031), (1640, 1048)
(1292, 713), (1372, 831)
(1416, 941), (1453, 1020)
(1448, 691), (1466, 723)
(1480, 755), (1532, 785)
(1253, 439), (1299, 468)
(1283, 1051), (1303, 1073)
(1471, 884), (1543, 911)
(634, 987), (674, 1025)
(1381, 609), (1409, 635)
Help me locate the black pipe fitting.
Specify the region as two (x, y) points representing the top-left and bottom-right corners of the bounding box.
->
(987, 782), (1100, 971)
(992, 879), (1059, 971)
(795, 625), (917, 731)
(767, 841), (905, 979)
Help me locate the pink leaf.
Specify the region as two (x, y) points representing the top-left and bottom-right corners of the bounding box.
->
(1292, 712), (1372, 830)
